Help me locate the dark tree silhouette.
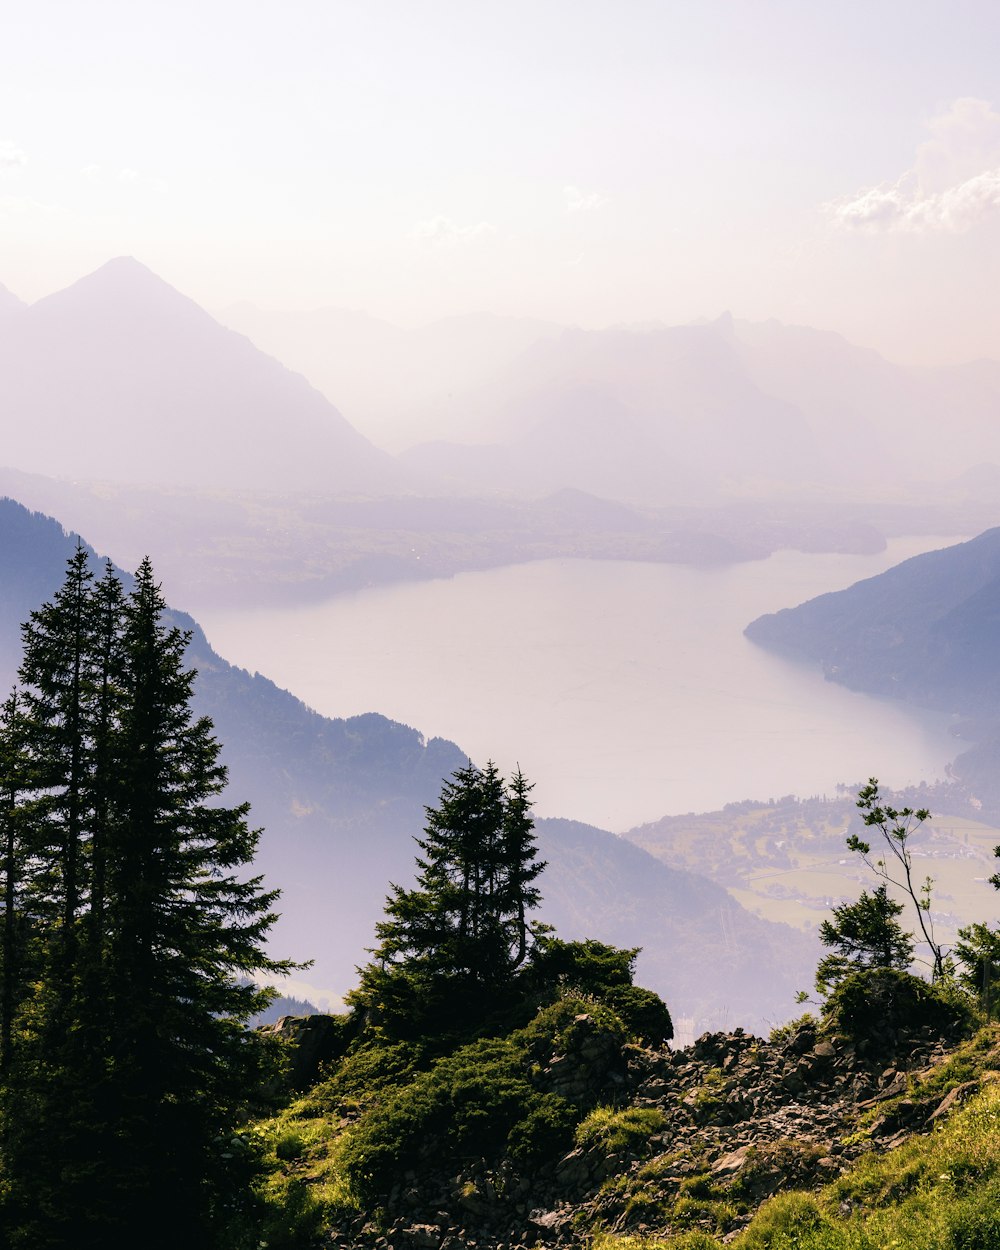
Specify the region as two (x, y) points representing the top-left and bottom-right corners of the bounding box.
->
(815, 883), (913, 995)
(0, 552), (291, 1249)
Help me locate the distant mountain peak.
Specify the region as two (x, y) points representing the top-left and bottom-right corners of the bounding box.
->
(29, 255), (206, 325)
(0, 281), (26, 314)
(2, 258), (397, 492)
(96, 254), (153, 275)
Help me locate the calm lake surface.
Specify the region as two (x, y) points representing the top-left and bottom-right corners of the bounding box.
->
(198, 539), (966, 831)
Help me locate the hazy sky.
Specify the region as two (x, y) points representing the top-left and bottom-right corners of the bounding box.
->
(3, 0), (1000, 363)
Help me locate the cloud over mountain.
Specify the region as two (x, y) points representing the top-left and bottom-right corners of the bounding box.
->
(829, 98), (1000, 234)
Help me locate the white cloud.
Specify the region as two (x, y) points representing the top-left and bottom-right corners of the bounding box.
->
(117, 167), (139, 183)
(0, 140), (26, 172)
(830, 167), (1000, 234)
(829, 98), (1000, 235)
(412, 215), (497, 246)
(916, 97), (1000, 192)
(564, 184), (607, 213)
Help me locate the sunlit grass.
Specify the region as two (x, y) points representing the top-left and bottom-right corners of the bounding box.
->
(591, 1075), (1000, 1250)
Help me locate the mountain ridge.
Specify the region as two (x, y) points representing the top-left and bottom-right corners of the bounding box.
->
(0, 257), (399, 493)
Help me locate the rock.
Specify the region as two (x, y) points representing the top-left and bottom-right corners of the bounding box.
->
(787, 1024), (817, 1055)
(529, 1209), (562, 1229)
(260, 1013), (344, 1088)
(712, 1145), (752, 1177)
(402, 1225), (441, 1248)
(555, 1149), (591, 1189)
(929, 1081), (979, 1123)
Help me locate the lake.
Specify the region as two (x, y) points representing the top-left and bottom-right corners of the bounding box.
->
(197, 539), (965, 831)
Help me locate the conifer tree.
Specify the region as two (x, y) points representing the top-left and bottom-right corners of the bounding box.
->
(0, 552), (291, 1249)
(16, 544), (97, 1016)
(96, 557), (289, 1244)
(355, 761), (545, 1032)
(814, 882), (913, 995)
(0, 689), (28, 1075)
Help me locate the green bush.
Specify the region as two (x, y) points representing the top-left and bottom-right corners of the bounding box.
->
(506, 1094), (578, 1167)
(823, 967), (975, 1045)
(310, 1036), (426, 1112)
(341, 996), (624, 1204)
(518, 995), (628, 1059)
(605, 985), (674, 1046)
(575, 1105), (666, 1155)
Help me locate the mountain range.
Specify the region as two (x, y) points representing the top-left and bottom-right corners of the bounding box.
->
(744, 529), (1000, 819)
(7, 259), (1000, 513)
(224, 291), (1000, 506)
(7, 256), (1000, 617)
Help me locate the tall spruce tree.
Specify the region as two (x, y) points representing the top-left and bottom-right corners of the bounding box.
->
(354, 761), (545, 1034)
(0, 552), (291, 1249)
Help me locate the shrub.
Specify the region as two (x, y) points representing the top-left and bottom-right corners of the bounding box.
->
(311, 1036), (426, 1112)
(605, 985), (674, 1046)
(340, 996), (624, 1205)
(822, 967), (975, 1045)
(518, 995), (628, 1059)
(575, 1105), (666, 1156)
(506, 1094), (578, 1167)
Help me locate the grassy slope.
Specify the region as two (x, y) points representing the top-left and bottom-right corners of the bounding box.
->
(595, 1029), (1000, 1249)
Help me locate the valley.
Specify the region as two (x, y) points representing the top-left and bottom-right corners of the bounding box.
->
(8, 10), (1000, 1244)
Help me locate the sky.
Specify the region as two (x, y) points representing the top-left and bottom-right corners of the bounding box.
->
(3, 0), (1000, 364)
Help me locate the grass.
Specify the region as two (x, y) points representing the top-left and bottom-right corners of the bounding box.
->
(239, 1092), (364, 1248)
(575, 1105), (667, 1155)
(590, 1064), (1000, 1250)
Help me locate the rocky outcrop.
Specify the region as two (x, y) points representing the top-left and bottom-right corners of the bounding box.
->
(321, 1019), (996, 1249)
(261, 1013), (346, 1089)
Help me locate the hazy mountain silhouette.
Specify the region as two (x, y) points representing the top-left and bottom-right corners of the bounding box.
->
(400, 320), (822, 504)
(0, 258), (399, 491)
(743, 528), (1000, 820)
(0, 282), (24, 316)
(0, 495), (814, 1027)
(400, 316), (1000, 505)
(13, 258), (1000, 514)
(219, 302), (562, 449)
(734, 318), (1000, 484)
(539, 818), (817, 1031)
(744, 528), (1000, 716)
